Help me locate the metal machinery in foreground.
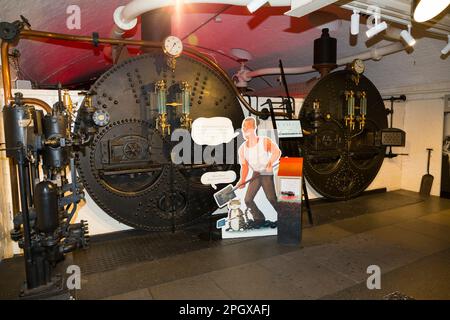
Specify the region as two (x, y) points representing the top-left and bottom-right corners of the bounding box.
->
(1, 19), (91, 298)
(2, 89), (89, 297)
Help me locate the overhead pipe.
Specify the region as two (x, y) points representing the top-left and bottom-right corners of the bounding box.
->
(105, 0), (291, 59)
(141, 9), (172, 50)
(112, 0), (291, 39)
(235, 31), (407, 85)
(1, 41), (12, 103)
(7, 29), (287, 118)
(108, 0), (448, 48)
(21, 98), (52, 113)
(109, 8), (173, 62)
(110, 1), (409, 85)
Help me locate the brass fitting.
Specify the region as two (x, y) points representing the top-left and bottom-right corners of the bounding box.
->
(157, 113), (171, 136)
(180, 113), (192, 130)
(345, 90), (355, 130)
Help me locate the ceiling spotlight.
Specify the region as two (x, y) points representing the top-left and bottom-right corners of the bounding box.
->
(247, 0), (268, 13)
(366, 21), (388, 38)
(351, 10), (360, 35)
(442, 35), (450, 55)
(365, 8), (388, 39)
(400, 25), (416, 47)
(413, 0), (450, 23)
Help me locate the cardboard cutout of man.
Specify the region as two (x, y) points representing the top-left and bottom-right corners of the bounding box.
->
(237, 117), (281, 226)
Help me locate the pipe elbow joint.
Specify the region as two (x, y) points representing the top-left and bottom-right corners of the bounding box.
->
(233, 69), (252, 88)
(113, 6), (138, 32)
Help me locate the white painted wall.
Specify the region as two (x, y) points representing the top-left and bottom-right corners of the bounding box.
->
(381, 82), (450, 196)
(365, 100), (405, 193)
(400, 99), (444, 196)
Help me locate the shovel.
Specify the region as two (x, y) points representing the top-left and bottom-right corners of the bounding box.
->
(419, 148), (434, 196)
(214, 162), (279, 208)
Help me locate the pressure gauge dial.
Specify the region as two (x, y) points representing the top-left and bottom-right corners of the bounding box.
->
(351, 59), (365, 75)
(163, 36), (183, 58)
(92, 109), (110, 127)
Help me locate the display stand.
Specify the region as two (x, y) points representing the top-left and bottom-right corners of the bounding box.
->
(268, 102), (314, 226)
(198, 213), (223, 242)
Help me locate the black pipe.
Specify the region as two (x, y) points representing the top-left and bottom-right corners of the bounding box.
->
(17, 151), (37, 289)
(141, 9), (171, 51)
(25, 162), (33, 207)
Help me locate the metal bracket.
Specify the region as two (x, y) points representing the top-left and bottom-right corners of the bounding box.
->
(0, 16), (30, 43)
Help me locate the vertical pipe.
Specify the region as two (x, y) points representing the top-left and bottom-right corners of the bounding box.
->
(26, 162), (33, 205)
(2, 41), (20, 216)
(17, 158), (37, 289)
(141, 8), (172, 49)
(1, 41), (12, 104)
(8, 159), (20, 219)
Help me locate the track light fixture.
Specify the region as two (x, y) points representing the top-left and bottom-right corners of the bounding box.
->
(366, 10), (387, 39)
(366, 21), (388, 39)
(351, 10), (360, 35)
(400, 25), (416, 47)
(247, 0), (268, 13)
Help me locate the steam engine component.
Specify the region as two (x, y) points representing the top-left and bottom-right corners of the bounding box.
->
(300, 29), (398, 200)
(300, 69), (388, 200)
(2, 90), (89, 297)
(74, 53), (244, 231)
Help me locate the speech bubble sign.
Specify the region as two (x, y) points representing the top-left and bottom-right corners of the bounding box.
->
(191, 117), (239, 146)
(201, 170), (237, 189)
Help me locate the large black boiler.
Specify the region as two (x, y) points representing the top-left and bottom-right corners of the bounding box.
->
(75, 53), (244, 231)
(299, 29), (392, 200)
(300, 70), (388, 200)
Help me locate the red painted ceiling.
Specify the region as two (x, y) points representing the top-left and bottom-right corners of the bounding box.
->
(3, 1), (449, 93)
(1, 1), (350, 90)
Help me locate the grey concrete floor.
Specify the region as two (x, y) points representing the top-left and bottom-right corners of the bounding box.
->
(80, 190), (450, 300)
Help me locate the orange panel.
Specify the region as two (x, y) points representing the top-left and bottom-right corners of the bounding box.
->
(278, 157), (303, 177)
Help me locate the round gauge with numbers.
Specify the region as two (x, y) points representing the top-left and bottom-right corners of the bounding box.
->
(351, 59), (365, 75)
(163, 36), (183, 58)
(92, 109), (110, 127)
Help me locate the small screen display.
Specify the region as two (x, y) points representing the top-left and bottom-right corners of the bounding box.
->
(275, 120), (303, 138)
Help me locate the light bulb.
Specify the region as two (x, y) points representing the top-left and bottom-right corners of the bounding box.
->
(414, 0), (450, 23)
(366, 21), (388, 38)
(351, 10), (360, 35)
(400, 25), (416, 47)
